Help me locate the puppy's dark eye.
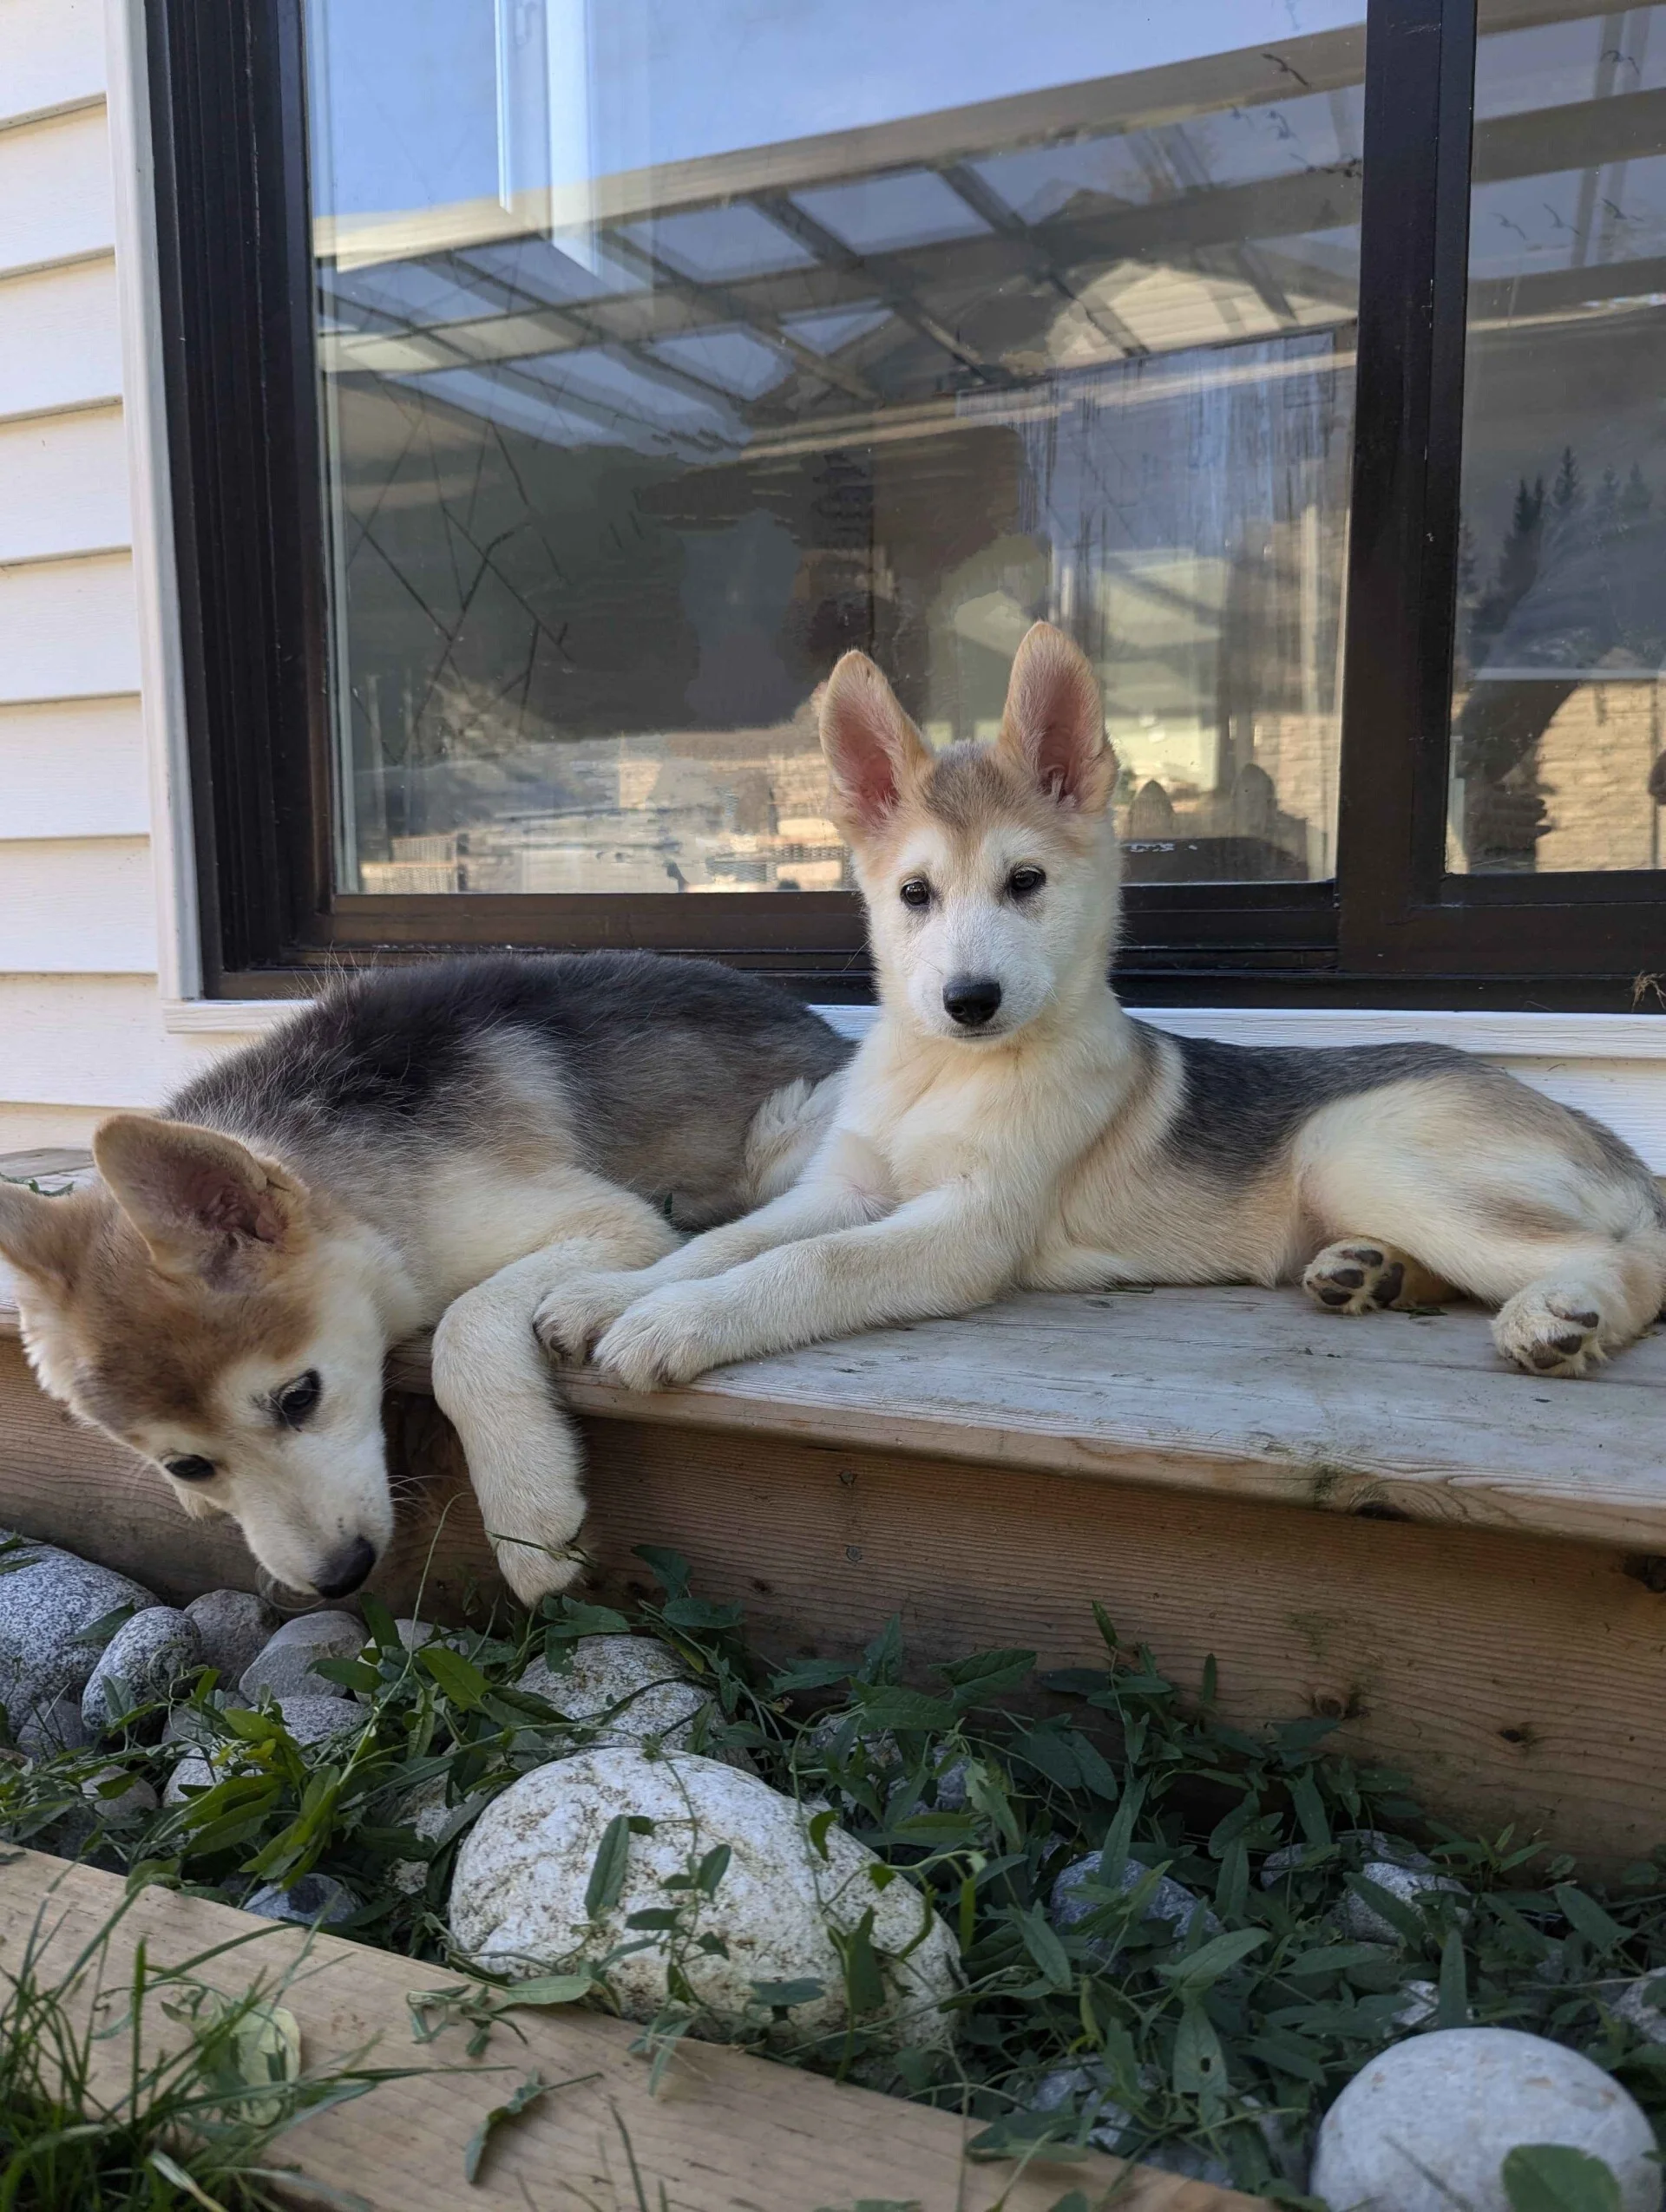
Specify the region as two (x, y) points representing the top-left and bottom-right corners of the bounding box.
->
(165, 1456), (215, 1484)
(1007, 865), (1046, 900)
(899, 878), (931, 909)
(274, 1370), (322, 1429)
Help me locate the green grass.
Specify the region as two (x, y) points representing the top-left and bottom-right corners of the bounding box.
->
(4, 1554), (1666, 2202)
(0, 1873), (396, 2209)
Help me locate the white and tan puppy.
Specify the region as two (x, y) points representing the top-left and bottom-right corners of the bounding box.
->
(539, 624), (1666, 1387)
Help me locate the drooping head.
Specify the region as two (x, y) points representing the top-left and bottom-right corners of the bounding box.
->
(0, 1116), (397, 1597)
(820, 621), (1119, 1043)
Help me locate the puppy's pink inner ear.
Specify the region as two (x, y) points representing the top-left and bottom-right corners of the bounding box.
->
(1003, 630), (1112, 810)
(176, 1160), (287, 1246)
(822, 660), (921, 832)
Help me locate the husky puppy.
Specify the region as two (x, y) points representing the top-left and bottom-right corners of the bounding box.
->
(539, 625), (1666, 1391)
(0, 954), (847, 1602)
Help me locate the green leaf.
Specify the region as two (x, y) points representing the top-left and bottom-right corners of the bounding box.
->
(836, 1908), (887, 2017)
(463, 2073), (551, 2184)
(1553, 1883), (1630, 1955)
(584, 1814), (633, 1919)
(549, 1600), (632, 1638)
(1501, 2145), (1623, 2212)
(1158, 1927), (1269, 1993)
(1017, 1905), (1072, 1992)
(358, 1591), (399, 1649)
(1171, 1999), (1230, 2095)
(808, 1807), (837, 1862)
(625, 1908), (683, 1930)
(70, 1601), (141, 1649)
(771, 1657), (853, 1692)
(417, 1644), (490, 1711)
(1010, 1726), (1082, 1790)
(696, 1843), (731, 1898)
(852, 1685), (958, 1732)
(751, 1976), (825, 2010)
(499, 1973), (594, 2008)
(1289, 1767), (1331, 1850)
(859, 1613), (904, 1685)
(633, 1545), (691, 1597)
(937, 1647), (1036, 1705)
(1437, 1924), (1468, 2028)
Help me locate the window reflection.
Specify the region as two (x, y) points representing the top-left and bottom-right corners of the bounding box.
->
(305, 0), (1365, 896)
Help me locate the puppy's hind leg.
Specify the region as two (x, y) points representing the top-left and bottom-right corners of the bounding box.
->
(1302, 1240), (1453, 1315)
(1491, 1232), (1666, 1377)
(431, 1181), (677, 1602)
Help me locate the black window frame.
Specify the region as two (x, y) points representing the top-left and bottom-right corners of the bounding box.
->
(145, 0), (1666, 1011)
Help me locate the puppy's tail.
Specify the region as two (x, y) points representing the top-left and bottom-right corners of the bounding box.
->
(742, 1068), (847, 1203)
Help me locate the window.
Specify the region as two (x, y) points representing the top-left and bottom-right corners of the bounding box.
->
(147, 0), (1666, 1010)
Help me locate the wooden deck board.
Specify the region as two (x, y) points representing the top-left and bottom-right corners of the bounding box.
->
(0, 1849), (1259, 2212)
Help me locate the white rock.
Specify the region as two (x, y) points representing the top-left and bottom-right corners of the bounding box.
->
(449, 1747), (960, 2049)
(239, 1613), (364, 1701)
(1050, 1853), (1220, 1967)
(0, 1536), (156, 1730)
(81, 1608), (202, 1733)
(1262, 1829), (1433, 1888)
(16, 1695), (92, 1758)
(388, 1774), (490, 1896)
(184, 1590), (276, 1685)
(273, 1695), (363, 1751)
(1340, 1861), (1470, 1944)
(245, 1873), (355, 1927)
(1313, 2028), (1661, 2212)
(1030, 2064), (1136, 2155)
(1388, 1978), (1439, 2032)
(514, 1636), (712, 1751)
(81, 1766), (158, 1820)
(1029, 2066), (1305, 2187)
(1611, 1973), (1666, 2045)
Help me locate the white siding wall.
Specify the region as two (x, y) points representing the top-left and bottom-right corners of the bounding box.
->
(0, 0), (223, 1149)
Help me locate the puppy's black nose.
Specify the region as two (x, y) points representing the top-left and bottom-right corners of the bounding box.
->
(943, 975), (1003, 1028)
(313, 1536), (376, 1600)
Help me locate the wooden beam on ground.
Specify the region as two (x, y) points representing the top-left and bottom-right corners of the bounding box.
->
(0, 1850), (1258, 2212)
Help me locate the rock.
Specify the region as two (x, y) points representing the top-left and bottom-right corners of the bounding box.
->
(0, 1536), (156, 1738)
(81, 1608), (201, 1733)
(184, 1590), (276, 1685)
(1339, 1861), (1470, 1944)
(450, 1748), (960, 2049)
(81, 1766), (158, 1820)
(515, 1636), (712, 1751)
(393, 1618), (439, 1652)
(1611, 1973), (1666, 2045)
(1389, 1978), (1440, 2032)
(1050, 1852), (1220, 1967)
(163, 1751), (218, 1804)
(245, 1873), (355, 1927)
(1312, 2028), (1660, 2212)
(1261, 1828), (1433, 1887)
(1030, 2064), (1136, 2155)
(238, 1613), (364, 1701)
(1028, 2066), (1305, 2187)
(273, 1695), (363, 1751)
(388, 1775), (490, 1895)
(16, 1695), (92, 1758)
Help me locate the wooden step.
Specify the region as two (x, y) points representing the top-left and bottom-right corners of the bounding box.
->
(6, 1149), (1666, 1869)
(0, 1848), (1254, 2212)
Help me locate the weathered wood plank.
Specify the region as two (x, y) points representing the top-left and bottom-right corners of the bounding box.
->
(0, 1849), (1254, 2212)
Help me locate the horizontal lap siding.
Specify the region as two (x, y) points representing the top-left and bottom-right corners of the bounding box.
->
(0, 10), (170, 1143)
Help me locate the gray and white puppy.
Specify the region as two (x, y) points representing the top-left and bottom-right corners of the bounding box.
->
(541, 625), (1666, 1391)
(0, 953), (849, 1601)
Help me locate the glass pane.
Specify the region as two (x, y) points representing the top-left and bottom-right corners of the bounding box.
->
(305, 1), (1365, 896)
(1452, 3), (1666, 874)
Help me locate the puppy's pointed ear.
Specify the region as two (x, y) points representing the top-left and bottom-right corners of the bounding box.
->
(818, 651), (933, 837)
(92, 1115), (305, 1284)
(997, 623), (1116, 813)
(0, 1182), (95, 1293)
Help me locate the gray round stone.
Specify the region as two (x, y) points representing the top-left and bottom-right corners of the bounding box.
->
(1049, 1853), (1221, 1967)
(245, 1873), (355, 1927)
(388, 1774), (491, 1895)
(1611, 1973), (1666, 2046)
(1313, 2028), (1661, 2212)
(0, 1536), (156, 1736)
(81, 1607), (202, 1734)
(16, 1694), (92, 1758)
(162, 1751), (217, 1804)
(184, 1589), (276, 1685)
(238, 1612), (364, 1701)
(81, 1766), (159, 1820)
(1261, 1828), (1433, 1888)
(1339, 1861), (1470, 1945)
(273, 1694), (363, 1751)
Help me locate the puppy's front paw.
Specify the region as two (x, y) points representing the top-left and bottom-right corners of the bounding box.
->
(1493, 1286), (1605, 1378)
(594, 1286), (732, 1393)
(490, 1530), (587, 1605)
(535, 1273), (644, 1364)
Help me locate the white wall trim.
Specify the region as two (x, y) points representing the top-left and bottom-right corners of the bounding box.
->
(104, 0), (198, 1000)
(165, 995), (1666, 1060)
